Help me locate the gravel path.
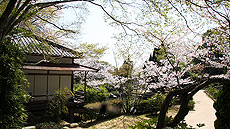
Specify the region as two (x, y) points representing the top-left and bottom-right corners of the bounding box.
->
(185, 90), (216, 129)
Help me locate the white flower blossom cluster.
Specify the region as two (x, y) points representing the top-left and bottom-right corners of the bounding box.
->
(74, 26), (229, 92)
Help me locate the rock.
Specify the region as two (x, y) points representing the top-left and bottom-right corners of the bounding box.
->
(63, 126), (70, 129)
(60, 121), (70, 126)
(21, 126), (36, 129)
(69, 123), (79, 128)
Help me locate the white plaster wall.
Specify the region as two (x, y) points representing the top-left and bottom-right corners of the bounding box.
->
(48, 75), (59, 95)
(34, 75), (47, 100)
(26, 75), (34, 95)
(60, 76), (72, 90)
(25, 73), (73, 100)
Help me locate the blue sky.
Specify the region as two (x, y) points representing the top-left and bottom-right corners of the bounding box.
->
(61, 2), (122, 67)
(80, 4), (120, 67)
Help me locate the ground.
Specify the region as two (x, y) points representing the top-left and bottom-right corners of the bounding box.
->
(73, 90), (216, 129)
(73, 115), (150, 129)
(24, 89), (216, 129)
(72, 106), (180, 129)
(185, 89), (216, 129)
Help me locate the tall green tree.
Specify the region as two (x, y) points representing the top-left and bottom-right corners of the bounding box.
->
(0, 38), (29, 128)
(0, 0), (91, 128)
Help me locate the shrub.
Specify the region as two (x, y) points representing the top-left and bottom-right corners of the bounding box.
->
(214, 84), (230, 129)
(134, 93), (166, 114)
(83, 100), (122, 121)
(74, 84), (110, 103)
(35, 121), (63, 129)
(205, 83), (222, 100)
(0, 38), (29, 128)
(130, 116), (192, 129)
(188, 100), (195, 110)
(47, 89), (69, 123)
(107, 99), (123, 108)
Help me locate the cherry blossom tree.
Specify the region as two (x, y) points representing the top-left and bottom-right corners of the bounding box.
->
(140, 24), (230, 128)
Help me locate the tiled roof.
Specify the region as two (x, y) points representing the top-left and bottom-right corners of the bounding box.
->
(12, 36), (81, 58)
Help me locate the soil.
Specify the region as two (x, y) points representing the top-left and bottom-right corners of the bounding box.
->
(72, 105), (180, 129)
(73, 115), (150, 129)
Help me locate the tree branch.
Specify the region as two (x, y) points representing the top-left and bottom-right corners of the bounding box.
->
(0, 0), (17, 40)
(167, 0), (195, 33)
(204, 0), (230, 26)
(5, 0), (32, 34)
(88, 1), (140, 35)
(35, 0), (93, 9)
(35, 15), (76, 33)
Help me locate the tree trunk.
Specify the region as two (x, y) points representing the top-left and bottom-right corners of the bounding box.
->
(156, 91), (175, 129)
(167, 93), (191, 127)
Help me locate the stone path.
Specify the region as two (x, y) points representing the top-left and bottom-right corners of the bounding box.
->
(185, 90), (216, 129)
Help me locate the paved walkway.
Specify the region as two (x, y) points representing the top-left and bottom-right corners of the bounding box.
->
(185, 90), (216, 129)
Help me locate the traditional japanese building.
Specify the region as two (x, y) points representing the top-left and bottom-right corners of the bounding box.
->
(12, 36), (98, 101)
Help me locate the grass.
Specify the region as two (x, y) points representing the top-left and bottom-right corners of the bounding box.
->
(72, 105), (180, 129)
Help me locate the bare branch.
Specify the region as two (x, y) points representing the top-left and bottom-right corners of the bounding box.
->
(204, 0), (230, 25)
(36, 15), (76, 33)
(186, 0), (208, 9)
(6, 0), (32, 33)
(88, 1), (141, 35)
(5, 4), (34, 35)
(0, 0), (17, 40)
(35, 0), (93, 9)
(167, 0), (196, 33)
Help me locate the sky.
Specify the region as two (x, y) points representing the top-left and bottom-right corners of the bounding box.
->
(79, 4), (120, 67)
(58, 1), (223, 70)
(60, 3), (122, 67)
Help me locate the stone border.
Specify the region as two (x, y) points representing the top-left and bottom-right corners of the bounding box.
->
(203, 90), (216, 101)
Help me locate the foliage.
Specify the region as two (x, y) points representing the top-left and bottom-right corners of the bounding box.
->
(134, 93), (166, 114)
(205, 83), (222, 100)
(214, 84), (230, 129)
(82, 102), (101, 121)
(0, 0), (88, 44)
(130, 116), (192, 129)
(75, 84), (110, 103)
(107, 99), (123, 109)
(110, 58), (133, 78)
(35, 121), (63, 129)
(0, 38), (29, 128)
(187, 100), (195, 111)
(75, 42), (108, 59)
(47, 89), (69, 123)
(140, 24), (230, 128)
(83, 100), (122, 121)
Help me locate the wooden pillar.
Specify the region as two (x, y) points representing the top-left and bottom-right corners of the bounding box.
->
(46, 70), (49, 100)
(71, 71), (74, 92)
(84, 71), (88, 101)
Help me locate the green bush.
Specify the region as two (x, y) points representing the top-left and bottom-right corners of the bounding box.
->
(205, 83), (222, 100)
(35, 121), (63, 129)
(134, 93), (166, 114)
(130, 116), (192, 129)
(0, 38), (29, 128)
(188, 100), (195, 110)
(214, 84), (230, 129)
(47, 89), (69, 123)
(83, 100), (122, 121)
(74, 84), (110, 103)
